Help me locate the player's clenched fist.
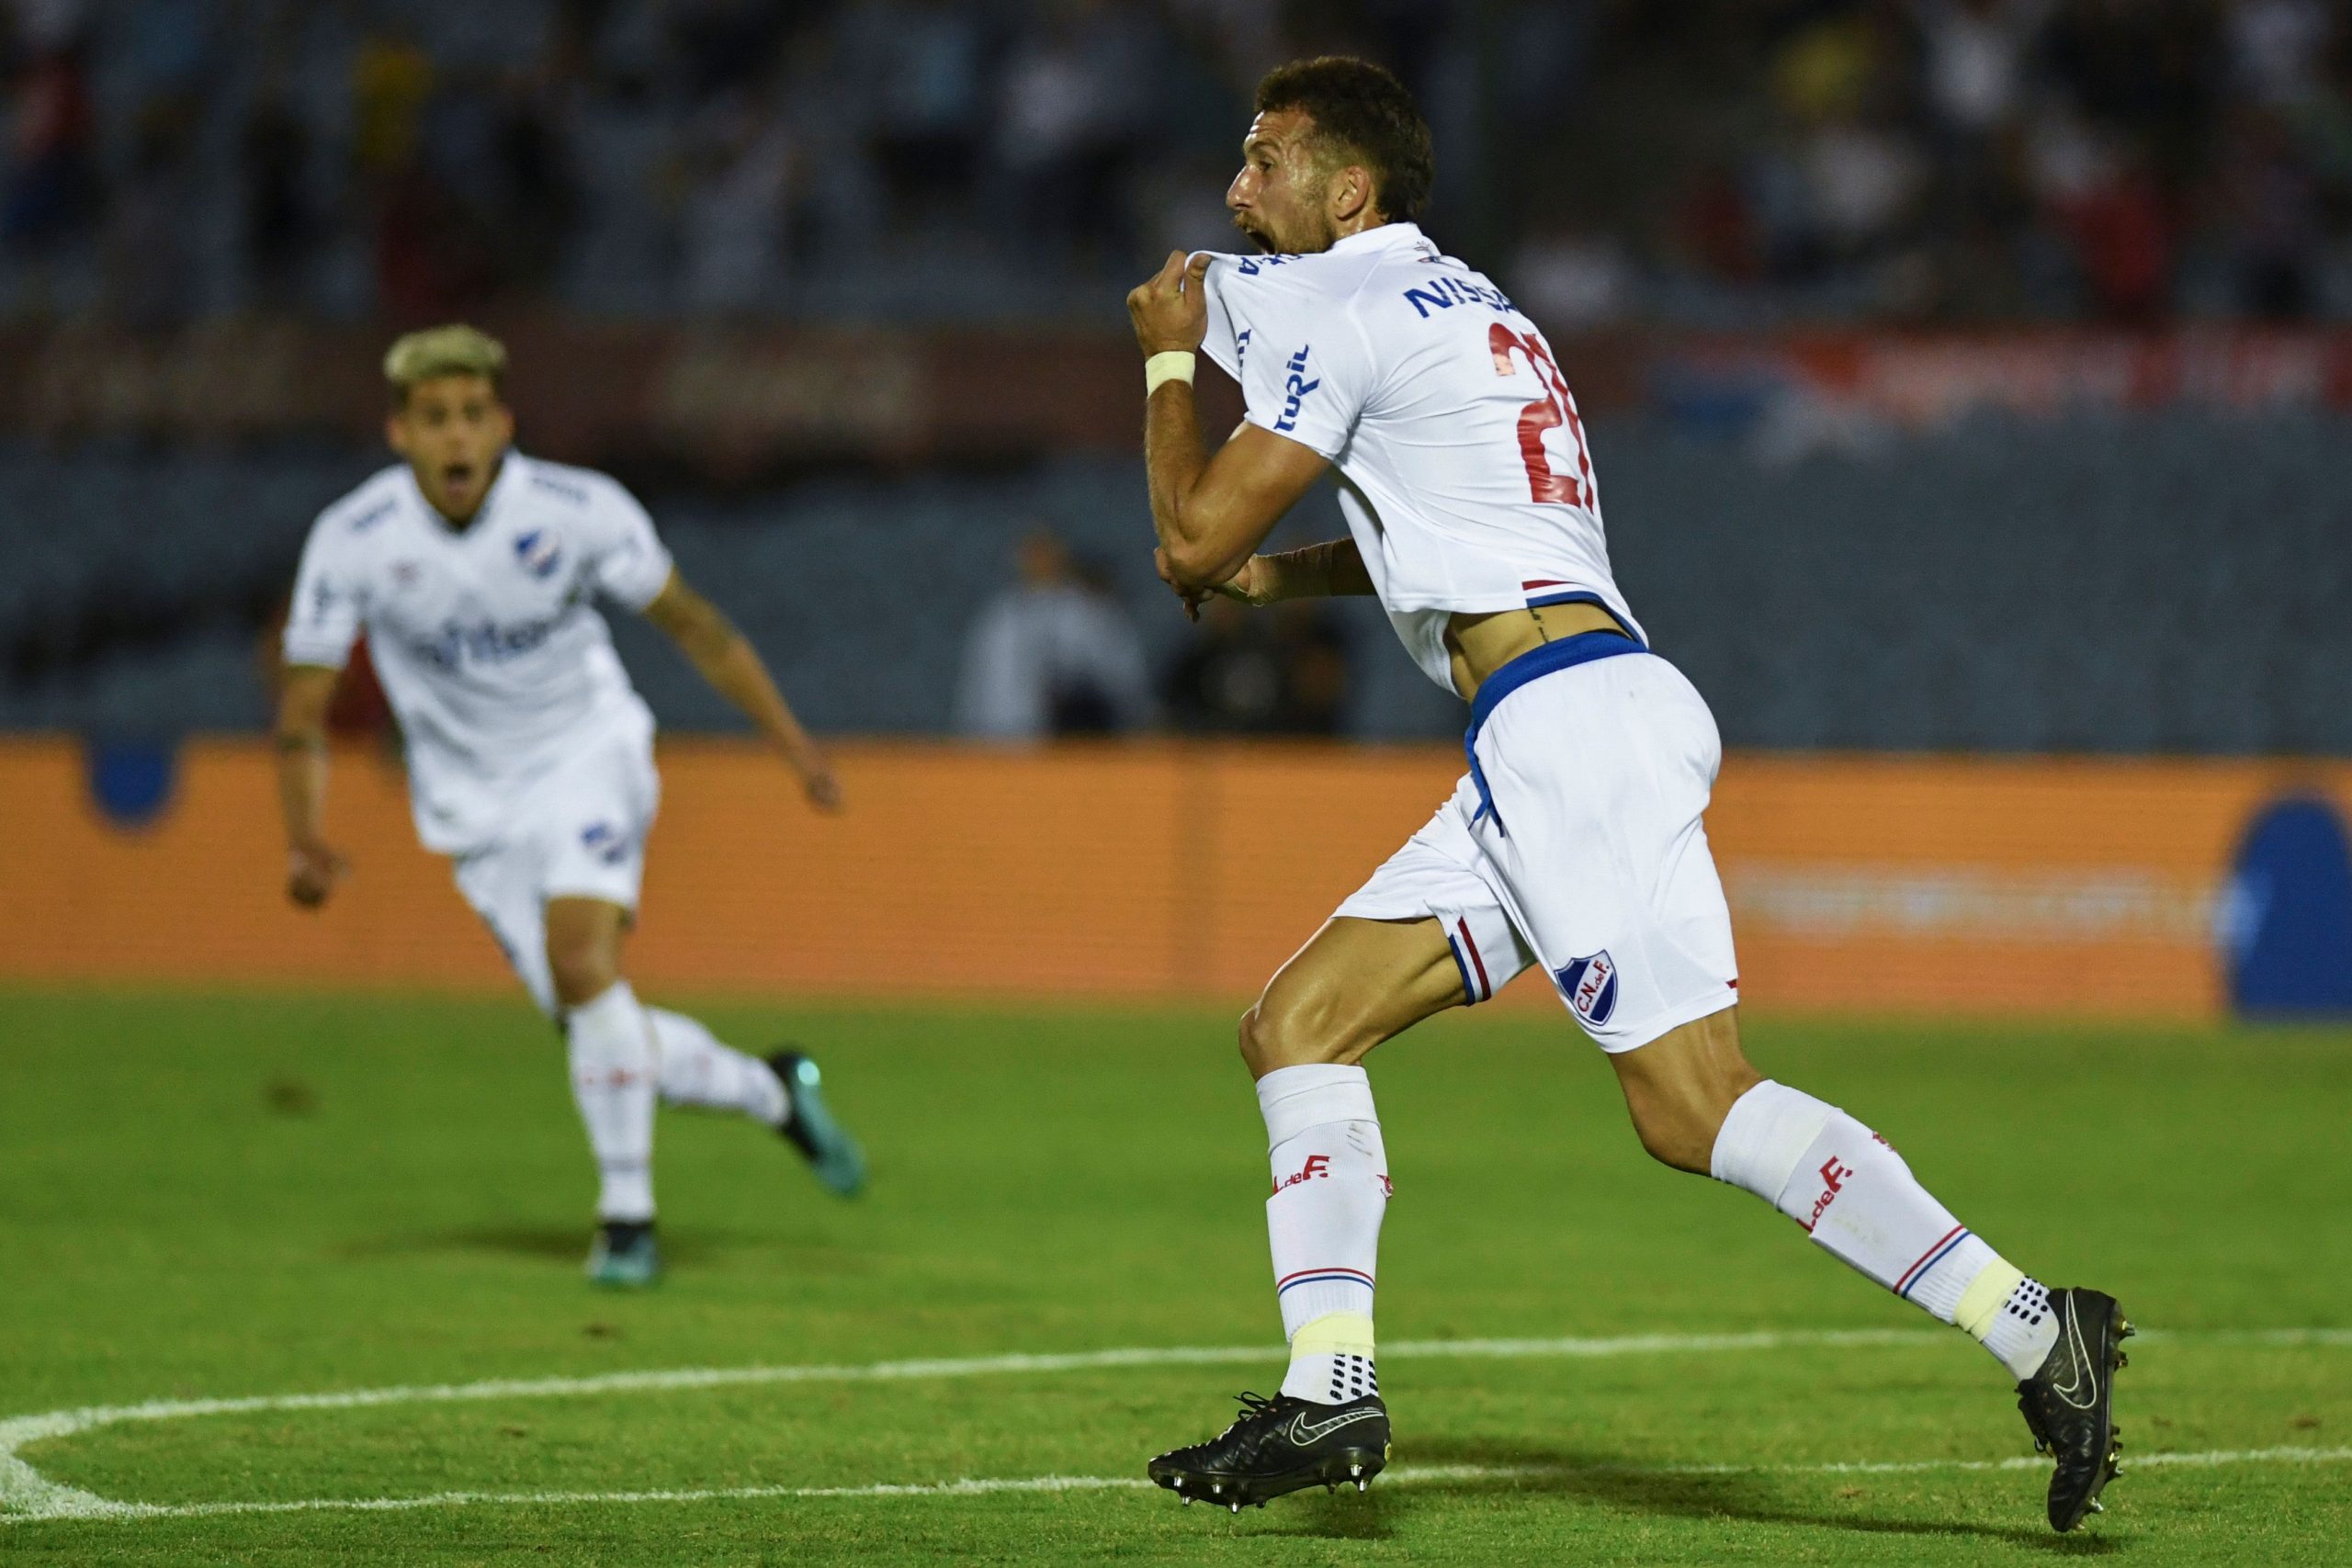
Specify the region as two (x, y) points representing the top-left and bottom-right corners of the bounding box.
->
(286, 839), (348, 908)
(1155, 548), (1275, 621)
(1127, 250), (1212, 355)
(798, 760), (845, 813)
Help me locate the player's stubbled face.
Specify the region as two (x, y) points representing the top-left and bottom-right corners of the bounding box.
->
(1227, 108), (1337, 255)
(388, 374), (515, 525)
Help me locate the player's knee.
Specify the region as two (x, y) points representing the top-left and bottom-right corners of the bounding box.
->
(1617, 1022), (1761, 1175)
(1239, 987), (1365, 1078)
(1627, 1100), (1717, 1175)
(547, 937), (618, 1011)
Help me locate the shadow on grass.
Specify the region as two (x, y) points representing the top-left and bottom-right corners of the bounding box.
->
(1332, 1436), (2122, 1553)
(338, 1224), (752, 1267)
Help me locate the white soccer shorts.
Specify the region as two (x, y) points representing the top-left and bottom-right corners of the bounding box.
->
(450, 725), (662, 1017)
(1336, 640), (1739, 1051)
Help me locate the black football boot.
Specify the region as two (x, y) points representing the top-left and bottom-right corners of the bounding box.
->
(2015, 1286), (2135, 1531)
(1148, 1393), (1390, 1512)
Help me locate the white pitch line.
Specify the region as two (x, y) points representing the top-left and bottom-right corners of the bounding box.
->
(10, 1447), (2352, 1526)
(3, 1326), (2344, 1525)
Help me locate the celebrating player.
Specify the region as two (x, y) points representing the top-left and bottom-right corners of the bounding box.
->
(1129, 60), (2130, 1531)
(275, 325), (865, 1288)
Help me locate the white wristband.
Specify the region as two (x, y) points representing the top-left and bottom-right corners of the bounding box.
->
(1144, 351), (1196, 398)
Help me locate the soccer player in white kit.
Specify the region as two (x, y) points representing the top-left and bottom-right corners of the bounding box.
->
(1131, 60), (2131, 1533)
(274, 326), (865, 1289)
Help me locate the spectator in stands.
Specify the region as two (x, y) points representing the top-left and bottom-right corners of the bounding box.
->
(995, 0), (1160, 265)
(102, 100), (198, 329)
(1, 25), (96, 310)
(679, 91), (797, 313)
(1163, 599), (1351, 739)
(2214, 103), (2323, 318)
(955, 527), (1154, 742)
(242, 95), (320, 310)
(1510, 209), (1638, 329)
(7, 0), (2352, 330)
(843, 0), (989, 214)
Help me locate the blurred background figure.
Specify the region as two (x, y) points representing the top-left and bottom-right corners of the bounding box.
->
(1162, 598), (1351, 738)
(955, 526), (1153, 742)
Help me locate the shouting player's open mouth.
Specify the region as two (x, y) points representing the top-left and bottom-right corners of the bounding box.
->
(436, 460), (479, 507)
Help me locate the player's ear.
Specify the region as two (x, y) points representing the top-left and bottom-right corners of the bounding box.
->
(1330, 164), (1372, 225)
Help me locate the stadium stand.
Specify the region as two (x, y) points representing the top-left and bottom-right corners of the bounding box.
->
(5, 410), (2347, 753)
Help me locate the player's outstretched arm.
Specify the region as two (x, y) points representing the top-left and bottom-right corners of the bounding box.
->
(1216, 537), (1376, 606)
(641, 570), (842, 812)
(1129, 251), (1330, 600)
(276, 664), (348, 908)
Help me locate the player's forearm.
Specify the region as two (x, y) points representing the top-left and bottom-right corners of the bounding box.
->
(275, 734), (330, 848)
(688, 633), (827, 773)
(1257, 538), (1373, 602)
(273, 671), (338, 847)
(1144, 383), (1236, 590)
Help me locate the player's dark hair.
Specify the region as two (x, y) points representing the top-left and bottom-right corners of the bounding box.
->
(1253, 56), (1435, 223)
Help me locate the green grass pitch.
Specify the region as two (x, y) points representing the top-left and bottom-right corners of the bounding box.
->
(4, 988), (2348, 1564)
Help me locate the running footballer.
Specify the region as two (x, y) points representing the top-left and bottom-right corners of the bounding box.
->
(277, 326), (865, 1288)
(1127, 58), (2131, 1533)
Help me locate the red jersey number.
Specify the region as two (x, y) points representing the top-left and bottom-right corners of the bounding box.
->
(1489, 322), (1593, 508)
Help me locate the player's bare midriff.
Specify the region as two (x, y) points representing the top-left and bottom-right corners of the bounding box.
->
(1445, 600), (1634, 701)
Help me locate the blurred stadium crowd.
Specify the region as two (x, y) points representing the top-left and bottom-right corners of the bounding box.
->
(9, 0), (2352, 328)
(3, 0), (2349, 757)
(7, 412), (2349, 752)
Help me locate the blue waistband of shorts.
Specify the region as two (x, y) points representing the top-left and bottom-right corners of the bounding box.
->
(1462, 628), (1647, 835)
(1465, 628), (1648, 741)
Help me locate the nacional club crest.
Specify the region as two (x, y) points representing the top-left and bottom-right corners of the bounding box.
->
(1556, 951), (1619, 1026)
(514, 528), (563, 580)
(579, 821), (629, 866)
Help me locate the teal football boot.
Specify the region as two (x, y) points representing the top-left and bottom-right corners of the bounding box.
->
(768, 1050), (866, 1197)
(586, 1219), (661, 1288)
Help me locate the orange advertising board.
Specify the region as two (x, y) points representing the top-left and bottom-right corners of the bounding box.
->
(4, 738), (2343, 1018)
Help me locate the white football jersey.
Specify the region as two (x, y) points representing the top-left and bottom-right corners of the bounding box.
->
(284, 452), (673, 854)
(1200, 222), (1643, 694)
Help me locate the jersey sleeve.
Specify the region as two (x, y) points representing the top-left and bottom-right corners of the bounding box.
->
(584, 479), (675, 611)
(1201, 256), (1374, 462)
(281, 515), (365, 671)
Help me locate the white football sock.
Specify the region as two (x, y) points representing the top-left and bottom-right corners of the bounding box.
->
(1711, 1079), (2060, 1379)
(1258, 1064), (1388, 1404)
(1960, 1269), (2063, 1381)
(646, 1008), (788, 1126)
(565, 980), (658, 1223)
